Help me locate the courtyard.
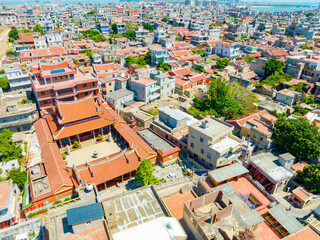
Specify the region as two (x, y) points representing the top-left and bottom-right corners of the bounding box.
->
(65, 139), (123, 167)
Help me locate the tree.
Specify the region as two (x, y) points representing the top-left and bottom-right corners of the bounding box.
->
(304, 95), (315, 104)
(20, 98), (33, 104)
(297, 164), (320, 194)
(191, 49), (205, 57)
(241, 56), (255, 64)
(33, 24), (45, 35)
(263, 58), (284, 77)
(183, 34), (187, 41)
(0, 69), (4, 74)
(141, 22), (154, 32)
(125, 56), (136, 65)
(135, 159), (157, 186)
(273, 117), (320, 160)
(306, 12), (315, 17)
(216, 58), (230, 70)
(300, 45), (313, 50)
(124, 30), (136, 40)
(7, 168), (27, 189)
(161, 17), (168, 22)
(257, 73), (292, 87)
(8, 28), (18, 42)
(111, 23), (117, 33)
(0, 75), (8, 89)
(144, 51), (151, 65)
(198, 65), (205, 73)
(188, 77), (257, 119)
(0, 129), (23, 162)
(155, 59), (171, 72)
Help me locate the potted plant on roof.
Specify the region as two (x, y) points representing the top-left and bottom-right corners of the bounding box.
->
(96, 134), (103, 143)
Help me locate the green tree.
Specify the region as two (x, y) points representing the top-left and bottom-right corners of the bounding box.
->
(33, 24), (45, 35)
(125, 56), (136, 65)
(198, 64), (205, 73)
(216, 58), (230, 70)
(300, 45), (313, 50)
(304, 95), (315, 104)
(183, 34), (187, 41)
(188, 77), (257, 119)
(141, 22), (154, 32)
(273, 117), (320, 160)
(124, 30), (136, 40)
(263, 58), (284, 77)
(0, 69), (5, 74)
(135, 159), (157, 186)
(111, 23), (117, 33)
(0, 75), (8, 89)
(297, 164), (320, 194)
(241, 56), (255, 64)
(8, 28), (18, 42)
(293, 105), (309, 116)
(20, 98), (33, 104)
(191, 49), (205, 57)
(0, 129), (23, 162)
(7, 168), (27, 189)
(144, 51), (151, 65)
(161, 17), (168, 22)
(306, 12), (315, 17)
(258, 73), (292, 87)
(155, 59), (171, 72)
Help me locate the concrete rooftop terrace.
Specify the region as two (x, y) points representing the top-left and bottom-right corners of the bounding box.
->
(102, 186), (168, 236)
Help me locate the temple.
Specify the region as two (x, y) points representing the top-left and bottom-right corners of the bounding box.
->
(30, 96), (157, 205)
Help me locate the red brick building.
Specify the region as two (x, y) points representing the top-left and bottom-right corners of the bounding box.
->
(30, 61), (99, 110)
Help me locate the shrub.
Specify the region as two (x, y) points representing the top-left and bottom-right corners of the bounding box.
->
(62, 153), (66, 160)
(97, 134), (103, 141)
(63, 197), (71, 202)
(114, 137), (118, 142)
(73, 141), (80, 148)
(52, 200), (62, 205)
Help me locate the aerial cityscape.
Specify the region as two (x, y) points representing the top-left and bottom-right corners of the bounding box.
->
(0, 0), (320, 239)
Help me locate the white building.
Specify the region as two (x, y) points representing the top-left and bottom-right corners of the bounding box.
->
(214, 42), (240, 60)
(45, 34), (62, 47)
(33, 36), (48, 50)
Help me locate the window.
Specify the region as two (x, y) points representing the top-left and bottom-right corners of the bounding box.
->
(200, 137), (204, 143)
(191, 143), (194, 148)
(207, 153), (211, 159)
(83, 83), (87, 87)
(85, 92), (88, 96)
(191, 133), (195, 138)
(41, 91), (46, 95)
(201, 149), (204, 154)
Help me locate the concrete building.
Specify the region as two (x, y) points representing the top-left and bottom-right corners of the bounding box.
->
(248, 152), (295, 194)
(151, 45), (169, 66)
(188, 117), (243, 169)
(275, 89), (304, 106)
(106, 88), (134, 110)
(149, 71), (175, 98)
(33, 35), (48, 50)
(5, 68), (32, 91)
(183, 184), (263, 240)
(214, 42), (240, 61)
(45, 34), (62, 47)
(0, 180), (19, 229)
(0, 92), (39, 133)
(138, 128), (180, 165)
(150, 107), (198, 155)
(130, 77), (160, 103)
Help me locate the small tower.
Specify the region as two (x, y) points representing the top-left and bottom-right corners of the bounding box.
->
(129, 117), (136, 128)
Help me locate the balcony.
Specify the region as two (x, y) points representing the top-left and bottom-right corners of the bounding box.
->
(149, 86), (160, 93)
(149, 93), (160, 101)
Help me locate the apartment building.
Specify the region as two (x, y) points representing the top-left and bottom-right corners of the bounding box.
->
(187, 117), (243, 169)
(0, 180), (19, 229)
(149, 71), (175, 98)
(45, 34), (62, 47)
(33, 36), (48, 50)
(30, 61), (99, 110)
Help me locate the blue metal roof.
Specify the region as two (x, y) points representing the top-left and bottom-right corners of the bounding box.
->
(50, 68), (66, 75)
(66, 202), (104, 225)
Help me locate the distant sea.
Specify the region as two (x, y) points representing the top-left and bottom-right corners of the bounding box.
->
(251, 5), (318, 13)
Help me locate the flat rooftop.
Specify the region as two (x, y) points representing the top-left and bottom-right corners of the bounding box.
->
(102, 186), (167, 236)
(138, 128), (175, 152)
(250, 152), (294, 182)
(210, 136), (241, 153)
(107, 89), (134, 100)
(190, 117), (232, 137)
(208, 163), (248, 184)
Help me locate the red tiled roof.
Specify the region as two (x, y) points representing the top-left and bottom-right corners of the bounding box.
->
(34, 119), (53, 147)
(41, 143), (73, 194)
(0, 181), (10, 208)
(61, 223), (109, 240)
(56, 97), (102, 125)
(286, 227), (320, 240)
(17, 35), (34, 44)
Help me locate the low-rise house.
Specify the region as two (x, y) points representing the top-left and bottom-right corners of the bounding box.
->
(0, 92), (39, 133)
(214, 42), (240, 60)
(138, 128), (180, 165)
(248, 152), (295, 194)
(106, 88), (134, 110)
(0, 180), (19, 229)
(276, 89), (304, 106)
(187, 117), (243, 169)
(130, 76), (160, 103)
(5, 68), (32, 91)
